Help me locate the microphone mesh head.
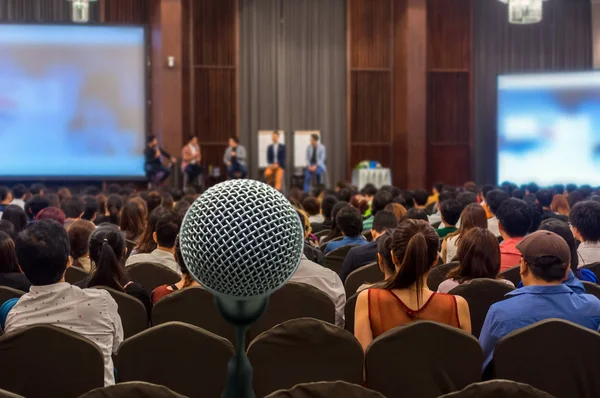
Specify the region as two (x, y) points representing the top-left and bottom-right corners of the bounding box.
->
(180, 179), (304, 299)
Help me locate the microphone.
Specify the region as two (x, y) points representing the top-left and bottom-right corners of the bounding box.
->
(179, 179), (304, 398)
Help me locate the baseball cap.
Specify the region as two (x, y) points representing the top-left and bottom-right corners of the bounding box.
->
(516, 230), (570, 266)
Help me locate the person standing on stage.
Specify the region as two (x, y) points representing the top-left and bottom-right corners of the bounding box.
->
(224, 136), (248, 179)
(304, 134), (326, 192)
(144, 135), (176, 185)
(264, 131), (286, 191)
(181, 135), (202, 185)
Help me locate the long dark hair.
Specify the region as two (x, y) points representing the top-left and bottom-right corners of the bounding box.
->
(323, 202), (350, 243)
(87, 225), (127, 291)
(135, 206), (170, 253)
(538, 219), (580, 276)
(174, 235), (196, 288)
(382, 220), (439, 308)
(0, 231), (19, 273)
(106, 194), (123, 225)
(446, 204), (487, 246)
(447, 227), (501, 283)
(119, 200), (147, 241)
(1, 205), (27, 233)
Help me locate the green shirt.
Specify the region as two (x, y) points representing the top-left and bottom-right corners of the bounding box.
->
(437, 227), (457, 238)
(362, 215), (374, 231)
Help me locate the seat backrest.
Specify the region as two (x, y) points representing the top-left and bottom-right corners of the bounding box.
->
(0, 325), (104, 398)
(93, 286), (148, 339)
(0, 388), (23, 398)
(494, 319), (600, 398)
(499, 265), (521, 287)
(438, 380), (555, 398)
(323, 244), (360, 274)
(247, 318), (364, 398)
(152, 286), (236, 345)
(0, 286), (24, 308)
(582, 281), (600, 300)
(265, 381), (385, 398)
(248, 282), (335, 342)
(117, 321), (234, 398)
(344, 262), (383, 298)
(127, 262), (181, 295)
(79, 382), (186, 398)
(362, 231), (373, 242)
(344, 292), (359, 334)
(314, 230), (331, 239)
(427, 262), (460, 291)
(365, 321), (483, 398)
(124, 240), (137, 261)
(448, 279), (514, 338)
(65, 266), (89, 285)
(583, 262), (600, 281)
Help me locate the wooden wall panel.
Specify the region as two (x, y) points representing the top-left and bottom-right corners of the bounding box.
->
(428, 72), (470, 144)
(194, 69), (237, 143)
(0, 0), (99, 22)
(103, 0), (148, 24)
(192, 0), (236, 66)
(349, 0), (392, 69)
(351, 72), (391, 143)
(350, 145), (392, 171)
(428, 145), (471, 185)
(427, 0), (471, 70)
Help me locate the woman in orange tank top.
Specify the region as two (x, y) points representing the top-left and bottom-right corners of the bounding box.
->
(354, 219), (471, 351)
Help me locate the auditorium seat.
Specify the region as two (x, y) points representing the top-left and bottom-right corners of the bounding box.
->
(583, 262), (600, 282)
(344, 262), (383, 298)
(582, 281), (600, 300)
(365, 321), (483, 398)
(78, 382), (185, 398)
(499, 265), (521, 287)
(264, 381), (385, 398)
(152, 286), (236, 345)
(117, 322), (234, 398)
(65, 266), (88, 285)
(93, 286), (148, 339)
(448, 279), (515, 338)
(313, 230), (331, 240)
(0, 388), (23, 398)
(127, 262), (180, 295)
(362, 231), (373, 242)
(427, 262), (459, 291)
(344, 292), (359, 334)
(248, 282), (335, 342)
(323, 245), (360, 274)
(438, 380), (555, 398)
(124, 240), (137, 261)
(0, 325), (104, 398)
(0, 286), (24, 308)
(247, 318), (364, 398)
(493, 319), (600, 398)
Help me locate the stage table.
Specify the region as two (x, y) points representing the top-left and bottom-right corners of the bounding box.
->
(352, 168), (392, 190)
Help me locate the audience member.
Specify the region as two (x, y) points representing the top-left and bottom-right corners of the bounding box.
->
(527, 202), (543, 233)
(61, 196), (85, 230)
(570, 201), (600, 266)
(0, 220), (123, 386)
(296, 209), (324, 265)
(311, 195), (338, 234)
(10, 184), (27, 209)
(47, 193), (61, 208)
(360, 184), (378, 202)
(354, 220), (471, 350)
(1, 205), (27, 234)
(350, 195), (370, 217)
(134, 207), (170, 254)
(437, 199), (461, 238)
(565, 183), (578, 195)
(0, 187), (12, 218)
(456, 191), (478, 211)
(57, 187), (72, 203)
(402, 208), (429, 222)
(152, 236), (201, 303)
(496, 198), (532, 272)
(126, 213), (181, 275)
(0, 231), (30, 291)
(82, 195), (99, 222)
(412, 190), (429, 209)
(477, 184), (496, 217)
(550, 194), (570, 218)
(161, 191), (174, 211)
(511, 188), (525, 200)
(67, 219), (96, 272)
(0, 220), (16, 240)
(486, 189), (509, 238)
(96, 193), (107, 217)
(119, 200), (147, 243)
(438, 228), (513, 293)
(95, 194), (122, 225)
(426, 183), (444, 206)
(442, 204), (487, 263)
(552, 184), (565, 196)
(363, 190), (393, 231)
(321, 202), (349, 245)
(25, 194), (50, 220)
(526, 182), (539, 196)
(567, 190), (586, 209)
(479, 230), (600, 371)
(324, 207), (368, 254)
(428, 190), (454, 226)
(173, 200), (191, 219)
(77, 225), (152, 316)
(30, 183), (45, 196)
(144, 191), (163, 214)
(340, 211), (398, 282)
(303, 197), (324, 224)
(384, 202), (407, 221)
(35, 207), (66, 226)
(536, 189), (568, 222)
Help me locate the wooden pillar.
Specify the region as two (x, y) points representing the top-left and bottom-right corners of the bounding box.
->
(593, 0), (600, 68)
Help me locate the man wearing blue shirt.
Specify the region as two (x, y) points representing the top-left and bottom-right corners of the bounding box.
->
(304, 134), (326, 193)
(479, 230), (600, 370)
(325, 206), (368, 254)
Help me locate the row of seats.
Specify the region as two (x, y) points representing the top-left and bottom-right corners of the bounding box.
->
(0, 318), (596, 398)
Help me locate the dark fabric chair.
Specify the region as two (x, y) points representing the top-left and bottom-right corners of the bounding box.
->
(93, 286), (148, 339)
(124, 240), (137, 261)
(439, 380), (555, 398)
(344, 262), (383, 298)
(427, 261), (460, 291)
(152, 286), (236, 345)
(344, 292), (359, 334)
(494, 319), (600, 398)
(448, 279), (515, 338)
(582, 281), (600, 299)
(248, 282), (335, 342)
(499, 265), (521, 287)
(365, 321), (483, 398)
(247, 318), (364, 398)
(0, 286), (24, 308)
(314, 229), (331, 240)
(117, 322), (234, 398)
(0, 389), (23, 398)
(127, 262), (180, 295)
(425, 202), (437, 215)
(79, 382), (186, 398)
(583, 262), (600, 283)
(323, 244), (360, 274)
(432, 221), (442, 229)
(65, 266), (89, 285)
(362, 231), (373, 242)
(0, 325), (104, 398)
(265, 381), (385, 398)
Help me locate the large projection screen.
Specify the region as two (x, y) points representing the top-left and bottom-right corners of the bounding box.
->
(498, 72), (600, 186)
(0, 24), (146, 179)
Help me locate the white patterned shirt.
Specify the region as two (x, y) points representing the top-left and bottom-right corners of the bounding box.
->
(4, 283), (123, 386)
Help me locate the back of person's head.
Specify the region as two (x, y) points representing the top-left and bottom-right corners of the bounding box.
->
(384, 220), (439, 304)
(161, 191), (175, 211)
(82, 195), (99, 221)
(535, 189), (554, 208)
(173, 235), (194, 283)
(96, 193), (107, 215)
(0, 186), (10, 203)
(302, 197), (321, 217)
(440, 199), (462, 226)
(25, 195), (50, 220)
(106, 194), (123, 225)
(377, 233), (394, 276)
(88, 225), (127, 291)
(433, 183), (445, 194)
(456, 191), (478, 210)
(511, 188), (525, 200)
(361, 184), (378, 198)
(68, 219), (96, 260)
(61, 196), (85, 219)
(567, 190), (586, 208)
(372, 190), (393, 216)
(480, 184), (496, 201)
(448, 228), (500, 282)
(46, 193), (60, 208)
(570, 201), (600, 243)
(486, 189), (510, 215)
(551, 194), (570, 215)
(496, 198), (532, 238)
(452, 204), (487, 243)
(320, 195), (339, 221)
(35, 207), (66, 226)
(336, 188), (352, 203)
(402, 208), (429, 222)
(174, 200), (191, 219)
(57, 187), (72, 203)
(565, 183), (578, 194)
(11, 184), (27, 200)
(539, 218), (579, 271)
(527, 203), (543, 233)
(145, 191), (163, 214)
(295, 208), (312, 239)
(518, 230), (570, 283)
(464, 181), (477, 193)
(16, 220), (69, 285)
(30, 183), (45, 196)
(350, 195), (370, 215)
(336, 206), (363, 238)
(580, 185), (593, 198)
(1, 205), (27, 233)
(384, 203), (407, 221)
(83, 186), (100, 196)
(552, 184), (565, 195)
(120, 200), (147, 241)
(0, 220), (16, 240)
(402, 191), (414, 209)
(0, 231), (19, 274)
(526, 183), (539, 195)
(155, 213), (179, 248)
(136, 206), (170, 253)
(413, 190), (429, 207)
(438, 190), (456, 204)
(372, 211), (398, 234)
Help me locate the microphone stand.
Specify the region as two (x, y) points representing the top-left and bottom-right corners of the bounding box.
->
(215, 295), (269, 398)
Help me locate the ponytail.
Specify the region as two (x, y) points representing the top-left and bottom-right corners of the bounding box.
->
(88, 227), (127, 292)
(399, 233), (429, 308)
